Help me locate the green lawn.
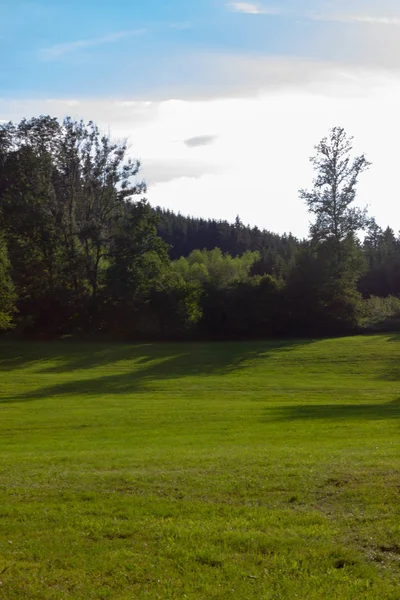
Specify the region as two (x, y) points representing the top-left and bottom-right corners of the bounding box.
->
(0, 335), (399, 599)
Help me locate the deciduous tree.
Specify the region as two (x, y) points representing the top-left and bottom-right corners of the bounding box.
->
(300, 127), (370, 245)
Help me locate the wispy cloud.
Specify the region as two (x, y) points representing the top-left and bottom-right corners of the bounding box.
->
(40, 29), (146, 61)
(184, 135), (218, 148)
(227, 2), (400, 26)
(227, 3), (284, 16)
(311, 13), (400, 26)
(142, 158), (221, 184)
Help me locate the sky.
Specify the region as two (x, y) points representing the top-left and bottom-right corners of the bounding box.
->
(1, 0), (400, 237)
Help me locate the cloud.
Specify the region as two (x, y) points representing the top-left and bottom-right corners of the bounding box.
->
(227, 2), (400, 27)
(311, 13), (400, 26)
(145, 85), (400, 235)
(39, 29), (146, 61)
(2, 70), (400, 236)
(141, 158), (221, 184)
(227, 3), (284, 15)
(184, 135), (218, 148)
(126, 54), (353, 101)
(179, 54), (390, 100)
(4, 48), (400, 105)
(0, 99), (159, 132)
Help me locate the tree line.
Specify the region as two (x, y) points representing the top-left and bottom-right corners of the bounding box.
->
(0, 117), (399, 339)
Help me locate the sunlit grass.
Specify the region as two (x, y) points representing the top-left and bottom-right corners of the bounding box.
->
(0, 335), (399, 599)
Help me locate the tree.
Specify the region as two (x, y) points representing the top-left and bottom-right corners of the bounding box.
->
(0, 119), (62, 297)
(300, 127), (370, 245)
(104, 200), (170, 304)
(59, 118), (145, 312)
(0, 116), (152, 333)
(360, 223), (400, 299)
(296, 127), (371, 332)
(172, 248), (261, 288)
(284, 241), (365, 336)
(0, 236), (16, 330)
(146, 273), (202, 339)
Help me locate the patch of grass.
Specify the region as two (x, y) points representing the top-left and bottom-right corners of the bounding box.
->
(0, 335), (399, 599)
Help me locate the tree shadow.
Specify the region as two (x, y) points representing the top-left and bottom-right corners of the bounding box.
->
(387, 334), (400, 342)
(0, 342), (154, 374)
(379, 333), (400, 381)
(382, 360), (400, 382)
(269, 398), (400, 422)
(0, 347), (48, 372)
(0, 339), (313, 404)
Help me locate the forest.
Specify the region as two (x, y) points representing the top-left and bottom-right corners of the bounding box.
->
(0, 116), (399, 340)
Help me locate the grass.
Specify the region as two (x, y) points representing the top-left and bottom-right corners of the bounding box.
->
(0, 334), (399, 599)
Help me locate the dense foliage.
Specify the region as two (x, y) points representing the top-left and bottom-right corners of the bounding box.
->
(0, 117), (399, 339)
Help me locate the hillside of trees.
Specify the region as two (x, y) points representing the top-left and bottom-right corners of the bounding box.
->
(0, 116), (399, 340)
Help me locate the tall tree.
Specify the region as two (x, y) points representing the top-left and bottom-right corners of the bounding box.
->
(105, 199), (169, 302)
(297, 127), (371, 332)
(0, 120), (62, 307)
(0, 116), (165, 334)
(299, 126), (370, 245)
(51, 118), (145, 311)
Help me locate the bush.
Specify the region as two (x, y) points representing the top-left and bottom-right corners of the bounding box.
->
(360, 296), (400, 331)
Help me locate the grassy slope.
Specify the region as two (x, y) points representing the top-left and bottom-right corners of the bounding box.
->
(0, 335), (399, 599)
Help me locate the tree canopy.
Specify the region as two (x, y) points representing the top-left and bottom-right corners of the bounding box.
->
(0, 117), (399, 339)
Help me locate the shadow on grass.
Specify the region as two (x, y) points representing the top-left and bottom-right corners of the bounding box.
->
(0, 339), (313, 403)
(380, 333), (400, 381)
(387, 334), (400, 342)
(0, 343), (155, 374)
(2, 334), (399, 404)
(269, 398), (400, 422)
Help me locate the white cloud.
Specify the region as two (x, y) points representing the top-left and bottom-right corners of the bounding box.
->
(141, 158), (221, 184)
(227, 2), (400, 27)
(39, 29), (146, 61)
(227, 2), (284, 15)
(1, 63), (400, 237)
(145, 86), (400, 236)
(311, 13), (400, 26)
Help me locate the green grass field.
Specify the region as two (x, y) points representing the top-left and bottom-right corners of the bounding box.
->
(0, 335), (399, 599)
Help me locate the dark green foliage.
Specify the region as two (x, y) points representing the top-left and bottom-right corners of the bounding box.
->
(145, 274), (202, 339)
(284, 238), (367, 336)
(292, 126), (383, 335)
(0, 236), (16, 329)
(0, 117), (399, 339)
(200, 274), (284, 339)
(155, 207), (303, 276)
(101, 200), (170, 335)
(360, 225), (400, 298)
(0, 116), (169, 337)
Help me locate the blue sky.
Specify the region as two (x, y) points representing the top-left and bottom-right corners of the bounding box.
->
(1, 0), (347, 99)
(1, 1), (400, 235)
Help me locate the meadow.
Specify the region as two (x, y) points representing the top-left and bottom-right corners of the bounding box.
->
(0, 335), (399, 599)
